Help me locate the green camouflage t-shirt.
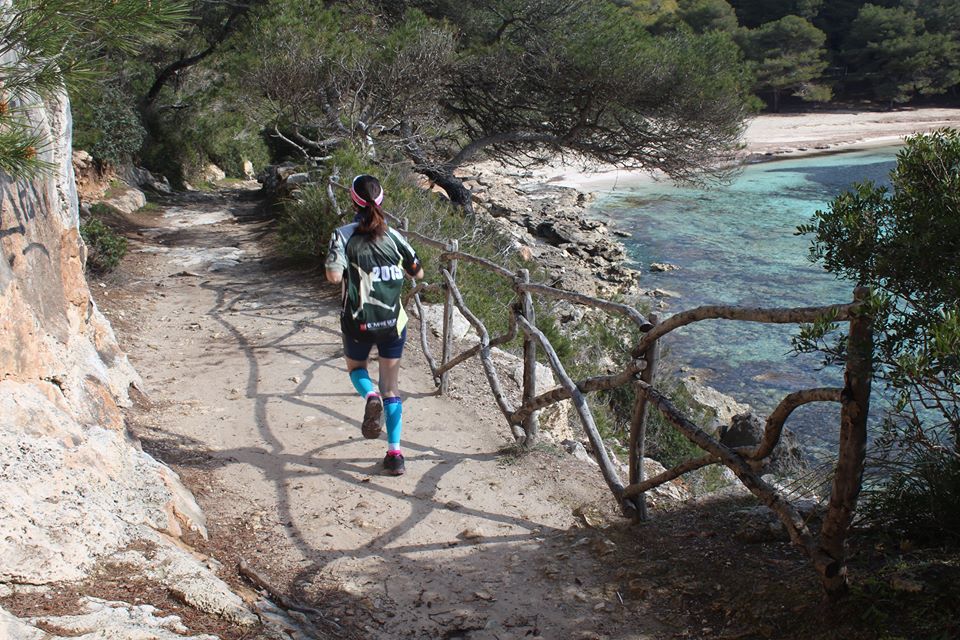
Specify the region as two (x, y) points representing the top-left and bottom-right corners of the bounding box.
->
(326, 223), (421, 342)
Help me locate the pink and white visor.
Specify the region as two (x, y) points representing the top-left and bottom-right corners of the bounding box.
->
(350, 175), (384, 207)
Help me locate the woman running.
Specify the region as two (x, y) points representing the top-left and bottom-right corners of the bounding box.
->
(325, 174), (423, 476)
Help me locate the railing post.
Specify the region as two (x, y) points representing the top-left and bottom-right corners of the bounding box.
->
(519, 269), (538, 446)
(629, 313), (659, 522)
(440, 239), (458, 395)
(817, 287), (873, 598)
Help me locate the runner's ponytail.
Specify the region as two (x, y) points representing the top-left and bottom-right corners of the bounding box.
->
(351, 174), (387, 237)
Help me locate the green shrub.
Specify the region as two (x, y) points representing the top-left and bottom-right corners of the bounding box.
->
(862, 449), (960, 546)
(80, 217), (127, 273)
(276, 180), (339, 261)
(72, 84), (146, 166)
(193, 110), (269, 178)
(139, 102), (269, 186)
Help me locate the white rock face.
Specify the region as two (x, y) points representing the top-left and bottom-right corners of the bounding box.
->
(0, 383), (206, 584)
(26, 598), (220, 640)
(0, 605), (45, 640)
(111, 542), (258, 627)
(0, 26), (244, 635)
(681, 376), (751, 435)
(201, 163), (226, 182)
(102, 184), (147, 214)
(417, 303), (474, 341)
(640, 457), (692, 505)
(489, 347), (574, 441)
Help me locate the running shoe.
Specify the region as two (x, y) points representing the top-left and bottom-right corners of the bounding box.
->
(362, 394), (383, 439)
(383, 451), (406, 476)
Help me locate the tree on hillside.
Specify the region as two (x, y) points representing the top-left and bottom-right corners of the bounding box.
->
(910, 0), (960, 36)
(140, 0), (263, 109)
(737, 15), (830, 111)
(842, 4), (960, 106)
(797, 128), (960, 545)
(676, 0), (738, 33)
(0, 0), (187, 177)
(241, 1), (750, 210)
(727, 0), (823, 28)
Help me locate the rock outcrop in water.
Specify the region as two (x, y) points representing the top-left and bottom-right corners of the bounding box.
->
(0, 43), (254, 633)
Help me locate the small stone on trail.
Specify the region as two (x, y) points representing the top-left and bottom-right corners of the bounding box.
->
(459, 527), (485, 541)
(289, 376), (302, 384)
(473, 590), (495, 601)
(445, 500), (464, 511)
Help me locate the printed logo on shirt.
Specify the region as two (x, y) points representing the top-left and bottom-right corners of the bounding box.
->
(371, 265), (404, 282)
(360, 319), (398, 331)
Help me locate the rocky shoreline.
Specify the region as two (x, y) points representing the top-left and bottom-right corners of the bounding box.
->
(464, 163), (642, 300)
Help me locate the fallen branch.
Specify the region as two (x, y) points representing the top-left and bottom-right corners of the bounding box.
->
(634, 380), (827, 566)
(623, 453), (717, 498)
(238, 559), (341, 632)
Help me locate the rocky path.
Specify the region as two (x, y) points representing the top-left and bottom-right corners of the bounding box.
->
(98, 187), (688, 640)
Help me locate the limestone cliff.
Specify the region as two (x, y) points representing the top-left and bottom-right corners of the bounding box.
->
(0, 45), (255, 635)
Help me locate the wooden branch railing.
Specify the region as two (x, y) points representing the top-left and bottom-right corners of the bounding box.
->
(325, 176), (873, 598)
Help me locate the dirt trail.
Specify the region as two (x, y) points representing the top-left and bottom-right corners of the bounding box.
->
(99, 188), (700, 640)
(91, 188), (855, 640)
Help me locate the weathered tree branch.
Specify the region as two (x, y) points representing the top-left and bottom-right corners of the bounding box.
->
(751, 388), (843, 463)
(631, 302), (854, 357)
(441, 268), (515, 418)
(509, 359), (646, 424)
(623, 454), (717, 498)
(516, 314), (629, 509)
(634, 380), (827, 565)
(517, 282), (652, 332)
(817, 287), (873, 598)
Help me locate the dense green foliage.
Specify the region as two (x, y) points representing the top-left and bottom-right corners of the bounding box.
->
(735, 14), (830, 110)
(72, 84), (146, 166)
(0, 0), (187, 177)
(798, 129), (960, 544)
(670, 0), (960, 109)
(843, 4), (960, 105)
(80, 207), (128, 273)
(6, 0), (958, 186)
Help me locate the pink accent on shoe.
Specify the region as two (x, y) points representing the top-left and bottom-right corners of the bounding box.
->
(387, 449), (402, 456)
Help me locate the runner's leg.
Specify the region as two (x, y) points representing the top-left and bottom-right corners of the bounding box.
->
(378, 357), (403, 451)
(344, 337), (382, 438)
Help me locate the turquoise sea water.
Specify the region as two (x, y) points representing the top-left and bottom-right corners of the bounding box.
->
(594, 147), (900, 448)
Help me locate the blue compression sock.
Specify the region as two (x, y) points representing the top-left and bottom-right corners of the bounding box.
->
(349, 369), (377, 399)
(384, 396), (402, 450)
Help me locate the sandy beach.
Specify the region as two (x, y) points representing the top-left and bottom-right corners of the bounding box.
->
(523, 107), (960, 189)
(744, 107), (960, 156)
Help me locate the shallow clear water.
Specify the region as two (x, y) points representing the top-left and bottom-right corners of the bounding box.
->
(594, 147), (899, 449)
